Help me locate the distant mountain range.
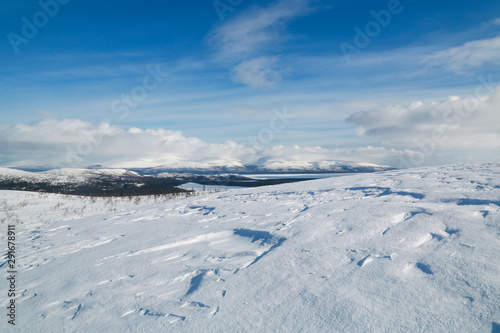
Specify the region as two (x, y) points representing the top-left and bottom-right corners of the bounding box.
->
(0, 163), (394, 196)
(128, 163), (394, 175)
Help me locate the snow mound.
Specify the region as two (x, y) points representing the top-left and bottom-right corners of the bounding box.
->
(1, 163), (499, 332)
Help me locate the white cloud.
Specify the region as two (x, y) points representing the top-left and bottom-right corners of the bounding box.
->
(0, 118), (411, 169)
(208, 0), (312, 60)
(424, 35), (500, 73)
(4, 84), (499, 170)
(207, 0), (313, 87)
(347, 86), (500, 166)
(232, 57), (282, 88)
(0, 119), (245, 169)
(493, 17), (500, 25)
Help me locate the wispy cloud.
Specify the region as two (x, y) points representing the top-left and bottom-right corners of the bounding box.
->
(208, 0), (312, 61)
(232, 56), (282, 88)
(424, 35), (500, 73)
(206, 0), (313, 88)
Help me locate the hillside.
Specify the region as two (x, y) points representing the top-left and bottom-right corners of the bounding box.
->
(0, 168), (318, 196)
(0, 163), (499, 332)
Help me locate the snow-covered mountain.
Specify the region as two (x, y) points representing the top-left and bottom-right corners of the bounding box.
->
(0, 165), (384, 196)
(1, 163), (499, 332)
(0, 168), (255, 196)
(0, 167), (141, 183)
(15, 160), (393, 175)
(129, 161), (393, 175)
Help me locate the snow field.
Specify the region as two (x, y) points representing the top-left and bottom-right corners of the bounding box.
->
(0, 163), (499, 332)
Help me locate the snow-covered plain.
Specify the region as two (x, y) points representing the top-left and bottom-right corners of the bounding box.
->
(1, 163), (499, 332)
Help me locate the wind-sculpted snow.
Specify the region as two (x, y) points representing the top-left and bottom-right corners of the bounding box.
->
(0, 163), (499, 332)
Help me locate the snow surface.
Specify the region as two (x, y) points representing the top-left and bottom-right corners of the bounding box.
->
(176, 182), (246, 191)
(1, 163), (499, 332)
(245, 173), (356, 179)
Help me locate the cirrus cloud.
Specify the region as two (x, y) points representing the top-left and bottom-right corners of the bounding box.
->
(424, 35), (500, 73)
(208, 0), (313, 61)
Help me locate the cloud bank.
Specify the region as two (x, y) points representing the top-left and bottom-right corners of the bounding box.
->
(2, 87), (498, 170)
(0, 118), (408, 169)
(347, 86), (500, 166)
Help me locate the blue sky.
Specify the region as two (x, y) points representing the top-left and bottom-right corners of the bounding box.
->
(1, 0), (500, 169)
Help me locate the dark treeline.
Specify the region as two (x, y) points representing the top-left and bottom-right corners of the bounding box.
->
(0, 178), (190, 197)
(0, 175), (315, 197)
(197, 178), (316, 187)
